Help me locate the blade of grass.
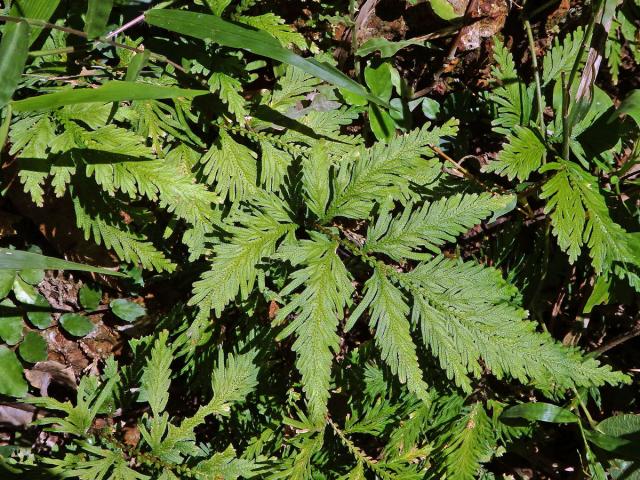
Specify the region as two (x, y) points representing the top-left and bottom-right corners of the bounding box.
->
(0, 20), (30, 110)
(85, 0), (114, 38)
(144, 9), (387, 107)
(11, 80), (209, 111)
(0, 248), (125, 277)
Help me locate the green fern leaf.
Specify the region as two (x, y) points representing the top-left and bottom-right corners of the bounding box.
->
(200, 130), (258, 202)
(276, 234), (353, 423)
(236, 13), (307, 50)
(405, 256), (628, 391)
(541, 161), (636, 274)
(209, 72), (248, 123)
(483, 126), (546, 181)
(138, 331), (173, 416)
(189, 212), (295, 316)
(489, 39), (532, 135)
(542, 27), (585, 86)
(325, 119), (459, 221)
(73, 196), (175, 272)
(364, 193), (514, 260)
(362, 268), (430, 401)
(441, 403), (493, 480)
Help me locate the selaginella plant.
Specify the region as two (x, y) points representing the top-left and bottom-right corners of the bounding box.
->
(0, 0), (638, 478)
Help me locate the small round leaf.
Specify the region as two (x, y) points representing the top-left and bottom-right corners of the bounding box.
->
(18, 268), (45, 285)
(26, 294), (52, 329)
(0, 298), (23, 345)
(0, 346), (28, 398)
(79, 284), (102, 311)
(59, 313), (95, 337)
(110, 299), (145, 322)
(18, 331), (47, 363)
(0, 270), (15, 298)
(12, 276), (39, 304)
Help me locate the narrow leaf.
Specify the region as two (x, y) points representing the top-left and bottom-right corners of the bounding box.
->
(0, 346), (28, 397)
(144, 9), (385, 106)
(85, 0), (114, 38)
(0, 21), (30, 110)
(501, 402), (579, 423)
(10, 0), (61, 45)
(0, 248), (124, 276)
(11, 81), (209, 112)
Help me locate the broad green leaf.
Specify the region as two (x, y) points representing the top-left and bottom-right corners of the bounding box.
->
(501, 402), (579, 423)
(59, 313), (95, 337)
(369, 104), (396, 142)
(11, 81), (209, 112)
(356, 37), (426, 58)
(0, 248), (125, 276)
(615, 90), (640, 128)
(18, 331), (48, 363)
(79, 284), (102, 311)
(0, 21), (30, 110)
(421, 97), (441, 120)
(85, 0), (114, 38)
(0, 346), (28, 398)
(10, 0), (61, 45)
(429, 0), (459, 20)
(0, 299), (24, 345)
(598, 414), (640, 438)
(110, 299), (145, 322)
(18, 268), (45, 285)
(0, 103), (11, 149)
(125, 50), (151, 81)
(0, 270), (15, 298)
(364, 64), (393, 103)
(12, 276), (39, 305)
(26, 294), (52, 329)
(144, 9), (386, 107)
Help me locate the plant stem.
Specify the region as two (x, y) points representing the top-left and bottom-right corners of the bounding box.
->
(561, 72), (571, 161)
(524, 20), (546, 141)
(106, 14), (145, 39)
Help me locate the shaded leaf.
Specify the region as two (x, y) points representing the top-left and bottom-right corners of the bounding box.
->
(19, 332), (48, 363)
(59, 313), (95, 337)
(0, 346), (28, 398)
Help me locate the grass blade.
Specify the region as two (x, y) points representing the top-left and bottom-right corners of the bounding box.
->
(0, 20), (30, 110)
(144, 9), (386, 107)
(11, 80), (209, 111)
(85, 0), (114, 38)
(10, 0), (60, 45)
(0, 248), (125, 277)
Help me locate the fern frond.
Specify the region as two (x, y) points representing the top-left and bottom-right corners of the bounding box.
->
(276, 234), (354, 422)
(200, 130), (258, 202)
(404, 256), (628, 391)
(325, 119), (459, 221)
(440, 403), (493, 480)
(541, 161), (636, 274)
(259, 140), (293, 192)
(483, 126), (546, 181)
(364, 193), (513, 261)
(489, 39), (532, 135)
(303, 141), (332, 218)
(189, 212), (295, 316)
(138, 331), (173, 416)
(542, 27), (585, 86)
(268, 65), (322, 111)
(362, 268), (429, 401)
(236, 13), (307, 50)
(209, 72), (248, 123)
(193, 444), (257, 480)
(160, 350), (258, 459)
(73, 196), (175, 272)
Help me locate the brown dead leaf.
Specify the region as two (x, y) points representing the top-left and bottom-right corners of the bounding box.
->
(25, 361), (77, 396)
